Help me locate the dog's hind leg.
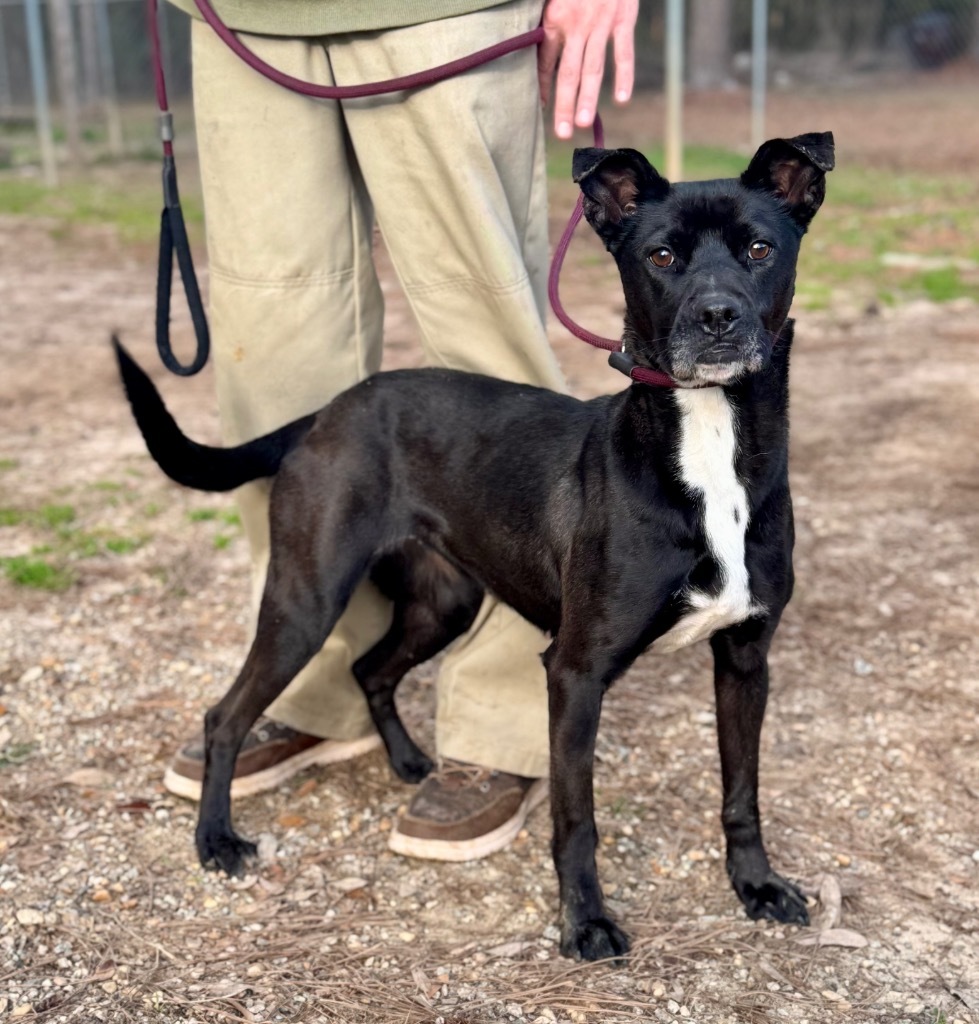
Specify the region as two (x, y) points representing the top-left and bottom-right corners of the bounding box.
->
(355, 544), (484, 783)
(196, 518), (379, 876)
(710, 620), (810, 926)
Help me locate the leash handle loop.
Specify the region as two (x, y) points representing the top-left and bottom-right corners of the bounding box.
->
(155, 157), (211, 377)
(149, 0), (210, 376)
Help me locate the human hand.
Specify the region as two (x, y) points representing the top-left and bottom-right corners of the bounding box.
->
(538, 0), (639, 140)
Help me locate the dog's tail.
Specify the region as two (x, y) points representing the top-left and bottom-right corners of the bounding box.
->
(113, 337), (314, 492)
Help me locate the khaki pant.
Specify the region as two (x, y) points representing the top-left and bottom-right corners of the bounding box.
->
(192, 0), (559, 779)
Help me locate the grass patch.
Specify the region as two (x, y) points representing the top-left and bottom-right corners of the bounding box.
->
(548, 141), (979, 310)
(0, 497), (150, 589)
(40, 504), (76, 528)
(0, 458), (18, 471)
(1, 556), (74, 591)
(917, 266), (975, 303)
(0, 176), (204, 245)
(104, 536), (145, 555)
(187, 508), (220, 522)
(0, 740), (37, 768)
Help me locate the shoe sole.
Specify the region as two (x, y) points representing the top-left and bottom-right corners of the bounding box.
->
(387, 777), (549, 862)
(162, 733), (384, 802)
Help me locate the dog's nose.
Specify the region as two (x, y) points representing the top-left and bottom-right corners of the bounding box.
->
(699, 299), (742, 336)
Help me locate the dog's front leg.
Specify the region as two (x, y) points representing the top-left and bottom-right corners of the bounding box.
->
(711, 622), (809, 925)
(546, 647), (630, 961)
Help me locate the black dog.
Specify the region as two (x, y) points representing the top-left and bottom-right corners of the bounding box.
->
(116, 130), (833, 962)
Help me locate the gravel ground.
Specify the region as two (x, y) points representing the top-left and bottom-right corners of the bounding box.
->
(2, 83), (979, 1024)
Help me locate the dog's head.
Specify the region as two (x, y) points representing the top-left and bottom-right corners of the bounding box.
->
(573, 132), (834, 386)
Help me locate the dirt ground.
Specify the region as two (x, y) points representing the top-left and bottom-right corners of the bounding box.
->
(1, 80), (978, 1024)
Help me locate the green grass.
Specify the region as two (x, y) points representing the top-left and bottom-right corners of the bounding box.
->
(0, 176), (204, 245)
(0, 496), (152, 591)
(1, 556), (74, 591)
(549, 142), (979, 310)
(104, 536), (144, 555)
(40, 504), (75, 527)
(0, 458), (18, 471)
(0, 741), (37, 768)
(187, 508), (219, 522)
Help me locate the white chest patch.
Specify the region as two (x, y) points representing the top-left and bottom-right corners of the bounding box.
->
(652, 388), (765, 654)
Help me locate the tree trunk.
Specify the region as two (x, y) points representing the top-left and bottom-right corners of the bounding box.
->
(688, 0), (734, 90)
(49, 0), (82, 163)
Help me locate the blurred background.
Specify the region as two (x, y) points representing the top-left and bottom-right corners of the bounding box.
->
(1, 0), (977, 311)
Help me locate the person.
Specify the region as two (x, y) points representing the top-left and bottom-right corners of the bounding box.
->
(162, 0), (639, 861)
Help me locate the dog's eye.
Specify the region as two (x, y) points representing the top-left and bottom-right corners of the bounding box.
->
(649, 247), (675, 268)
(748, 240), (773, 261)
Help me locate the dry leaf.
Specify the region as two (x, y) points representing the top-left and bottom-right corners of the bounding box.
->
(115, 800), (152, 814)
(257, 877), (285, 896)
(815, 874), (843, 931)
(276, 813), (307, 829)
(330, 877), (369, 893)
(796, 928), (868, 948)
(64, 767), (114, 788)
(487, 940), (533, 958)
(209, 980), (251, 999)
(294, 779), (318, 799)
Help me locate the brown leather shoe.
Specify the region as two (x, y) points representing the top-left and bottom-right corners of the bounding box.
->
(388, 759), (548, 862)
(162, 717), (382, 801)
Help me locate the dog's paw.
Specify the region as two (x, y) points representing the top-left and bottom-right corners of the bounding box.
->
(196, 829), (258, 877)
(390, 751), (434, 784)
(734, 871), (810, 926)
(560, 916), (631, 963)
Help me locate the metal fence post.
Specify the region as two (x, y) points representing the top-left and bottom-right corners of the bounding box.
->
(24, 0), (59, 186)
(665, 0), (684, 182)
(751, 0), (768, 149)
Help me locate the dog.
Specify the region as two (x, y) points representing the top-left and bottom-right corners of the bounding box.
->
(115, 129), (834, 962)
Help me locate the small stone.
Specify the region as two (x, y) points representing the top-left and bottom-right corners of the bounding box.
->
(18, 666), (43, 684)
(91, 889), (111, 902)
(653, 984), (666, 998)
(16, 908), (44, 926)
(11, 1005), (34, 1019)
(399, 931), (416, 942)
(853, 658), (874, 677)
(836, 853), (852, 867)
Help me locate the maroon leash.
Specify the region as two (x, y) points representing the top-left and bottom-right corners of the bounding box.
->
(149, 0), (675, 387)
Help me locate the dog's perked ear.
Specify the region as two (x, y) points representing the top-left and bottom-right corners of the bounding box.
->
(741, 131), (835, 229)
(572, 147), (670, 244)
